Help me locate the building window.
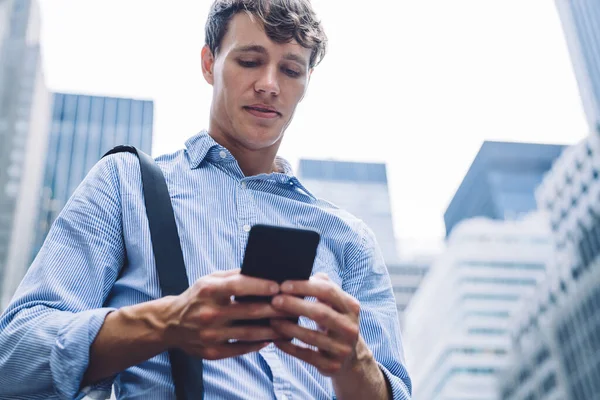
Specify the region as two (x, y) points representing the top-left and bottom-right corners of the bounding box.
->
(518, 367), (531, 384)
(542, 373), (556, 394)
(535, 347), (550, 366)
(459, 261), (545, 270)
(15, 120), (28, 132)
(468, 328), (508, 336)
(7, 163), (21, 178)
(462, 277), (538, 286)
(393, 287), (417, 294)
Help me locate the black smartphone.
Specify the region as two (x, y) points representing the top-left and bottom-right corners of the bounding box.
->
(233, 224), (321, 326)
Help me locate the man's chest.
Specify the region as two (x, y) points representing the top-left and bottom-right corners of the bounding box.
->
(118, 182), (345, 301)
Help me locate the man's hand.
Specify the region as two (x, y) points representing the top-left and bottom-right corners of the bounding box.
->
(269, 273), (391, 400)
(163, 269), (288, 360)
(269, 273), (363, 376)
(84, 269), (288, 386)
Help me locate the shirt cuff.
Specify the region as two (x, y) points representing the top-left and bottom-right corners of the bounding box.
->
(378, 362), (412, 400)
(50, 307), (117, 399)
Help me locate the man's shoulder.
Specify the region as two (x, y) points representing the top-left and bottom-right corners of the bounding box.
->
(99, 147), (188, 178)
(100, 147), (187, 170)
(86, 148), (189, 200)
(310, 197), (371, 246)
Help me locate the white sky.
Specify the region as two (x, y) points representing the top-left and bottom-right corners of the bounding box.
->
(38, 0), (588, 256)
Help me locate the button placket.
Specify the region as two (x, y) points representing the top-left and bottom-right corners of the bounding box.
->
(237, 178), (256, 260)
(259, 345), (290, 400)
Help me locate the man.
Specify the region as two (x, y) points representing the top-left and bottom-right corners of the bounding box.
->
(0, 0), (411, 399)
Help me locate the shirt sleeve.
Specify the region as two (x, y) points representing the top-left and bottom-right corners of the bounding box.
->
(0, 155), (126, 399)
(341, 223), (412, 400)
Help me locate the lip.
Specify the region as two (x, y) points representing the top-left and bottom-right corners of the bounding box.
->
(244, 104), (281, 119)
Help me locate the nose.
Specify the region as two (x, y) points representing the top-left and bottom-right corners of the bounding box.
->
(254, 65), (280, 96)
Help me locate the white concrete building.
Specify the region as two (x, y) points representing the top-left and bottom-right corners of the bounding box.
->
(403, 214), (553, 400)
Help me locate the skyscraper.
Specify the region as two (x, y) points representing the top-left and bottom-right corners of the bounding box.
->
(555, 0), (600, 131)
(297, 159), (399, 263)
(404, 214), (553, 400)
(444, 141), (565, 238)
(500, 133), (600, 400)
(0, 0), (52, 308)
(28, 93), (154, 280)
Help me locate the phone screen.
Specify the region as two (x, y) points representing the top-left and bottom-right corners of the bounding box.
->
(233, 224), (321, 326)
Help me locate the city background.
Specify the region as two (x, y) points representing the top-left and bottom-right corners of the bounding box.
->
(0, 0), (599, 399)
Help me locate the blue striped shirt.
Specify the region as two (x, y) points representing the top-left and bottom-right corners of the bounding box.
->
(0, 131), (411, 399)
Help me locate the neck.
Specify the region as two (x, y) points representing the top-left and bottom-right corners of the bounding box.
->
(208, 127), (282, 176)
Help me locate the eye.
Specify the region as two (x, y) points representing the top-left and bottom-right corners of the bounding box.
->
(238, 60), (259, 68)
(283, 68), (301, 78)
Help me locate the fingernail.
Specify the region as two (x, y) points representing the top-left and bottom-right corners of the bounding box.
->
(273, 296), (283, 306)
(270, 284), (279, 294)
(281, 282), (293, 291)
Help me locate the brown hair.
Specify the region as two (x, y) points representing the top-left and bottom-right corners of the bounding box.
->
(205, 0), (328, 68)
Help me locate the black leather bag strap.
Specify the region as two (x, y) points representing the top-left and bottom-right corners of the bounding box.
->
(103, 145), (204, 400)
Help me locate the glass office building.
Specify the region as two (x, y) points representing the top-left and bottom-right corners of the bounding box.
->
(444, 141), (565, 238)
(404, 214), (553, 400)
(30, 93), (154, 267)
(500, 133), (600, 400)
(0, 0), (52, 308)
(555, 0), (600, 131)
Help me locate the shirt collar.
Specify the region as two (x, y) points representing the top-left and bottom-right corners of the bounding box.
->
(184, 130), (317, 200)
(185, 130), (222, 167)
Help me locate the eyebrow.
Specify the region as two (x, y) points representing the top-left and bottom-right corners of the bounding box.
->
(233, 44), (308, 68)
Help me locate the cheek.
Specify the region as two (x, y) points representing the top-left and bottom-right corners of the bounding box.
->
(285, 81), (308, 108)
(221, 71), (251, 105)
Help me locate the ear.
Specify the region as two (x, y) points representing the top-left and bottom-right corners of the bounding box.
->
(201, 45), (216, 86)
(299, 68), (313, 102)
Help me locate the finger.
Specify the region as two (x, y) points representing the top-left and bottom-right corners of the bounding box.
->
(215, 275), (280, 298)
(223, 302), (291, 322)
(270, 319), (352, 359)
(313, 272), (330, 281)
(279, 279), (355, 314)
(202, 270), (243, 305)
(200, 326), (284, 344)
(271, 295), (357, 342)
(201, 341), (270, 360)
(211, 269), (241, 278)
(274, 341), (342, 376)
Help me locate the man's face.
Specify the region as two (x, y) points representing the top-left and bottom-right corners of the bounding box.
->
(202, 13), (312, 151)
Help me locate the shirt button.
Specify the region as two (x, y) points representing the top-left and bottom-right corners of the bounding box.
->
(219, 150), (227, 159)
(243, 224), (251, 232)
(241, 181), (247, 189)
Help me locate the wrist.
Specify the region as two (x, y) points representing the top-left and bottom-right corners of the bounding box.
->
(117, 296), (177, 351)
(334, 336), (376, 381)
(332, 337), (389, 400)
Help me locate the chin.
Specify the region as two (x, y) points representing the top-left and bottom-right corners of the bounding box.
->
(236, 125), (283, 149)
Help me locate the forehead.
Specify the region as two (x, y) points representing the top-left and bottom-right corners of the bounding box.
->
(220, 12), (311, 60)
